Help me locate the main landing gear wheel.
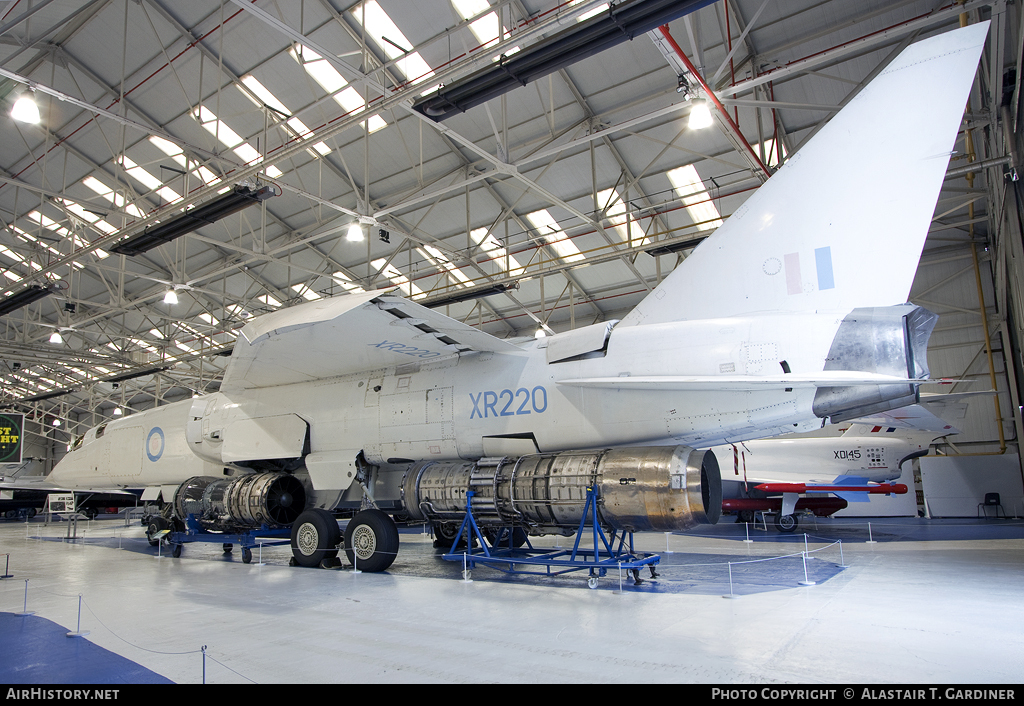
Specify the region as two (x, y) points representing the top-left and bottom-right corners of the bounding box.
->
(344, 509), (399, 573)
(774, 513), (799, 533)
(483, 526), (528, 549)
(147, 516), (170, 547)
(737, 510), (755, 524)
(290, 509), (341, 568)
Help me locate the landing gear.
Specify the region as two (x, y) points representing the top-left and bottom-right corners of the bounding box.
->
(147, 516), (171, 546)
(290, 509), (341, 568)
(737, 509), (755, 524)
(241, 546), (253, 564)
(483, 526), (529, 549)
(344, 509), (399, 573)
(171, 543), (182, 558)
(774, 513), (799, 533)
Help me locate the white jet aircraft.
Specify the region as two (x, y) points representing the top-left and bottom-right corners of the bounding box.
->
(34, 23), (988, 571)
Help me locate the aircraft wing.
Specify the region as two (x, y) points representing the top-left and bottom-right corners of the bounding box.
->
(0, 476), (135, 495)
(557, 372), (921, 391)
(222, 290), (523, 391)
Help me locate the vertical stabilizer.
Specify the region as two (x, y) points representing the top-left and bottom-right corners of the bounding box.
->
(620, 22), (989, 327)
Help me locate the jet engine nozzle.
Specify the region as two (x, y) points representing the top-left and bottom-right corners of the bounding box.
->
(402, 445), (721, 534)
(173, 472), (306, 531)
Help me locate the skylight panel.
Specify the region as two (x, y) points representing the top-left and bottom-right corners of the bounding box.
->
(29, 209), (110, 258)
(289, 46), (387, 133)
(570, 0), (609, 22)
(257, 294), (281, 308)
(332, 271), (365, 293)
(758, 138), (788, 168)
(351, 1), (438, 91)
(60, 200), (118, 239)
(371, 258), (424, 298)
(290, 283), (322, 301)
(82, 176), (146, 219)
(149, 136), (223, 186)
(197, 312), (219, 325)
(469, 227), (524, 274)
(418, 245), (473, 288)
(118, 155), (182, 203)
(596, 188), (647, 245)
(149, 328), (165, 339)
(239, 76), (333, 156)
(525, 209), (584, 263)
(666, 165), (723, 231)
(194, 107), (283, 178)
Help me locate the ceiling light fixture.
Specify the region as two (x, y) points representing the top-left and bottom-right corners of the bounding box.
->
(49, 330), (63, 344)
(113, 407), (122, 416)
(163, 288), (179, 305)
(347, 222), (365, 242)
(688, 97), (713, 129)
(11, 91), (40, 124)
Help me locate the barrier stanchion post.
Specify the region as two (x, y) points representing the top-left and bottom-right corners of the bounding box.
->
(1, 553), (12, 579)
(799, 550), (816, 586)
(723, 562), (738, 599)
(66, 594), (90, 637)
(202, 645), (207, 685)
(17, 579), (34, 616)
(664, 532), (674, 554)
(866, 522), (877, 544)
(461, 552), (472, 582)
(838, 540), (847, 568)
(744, 523), (753, 543)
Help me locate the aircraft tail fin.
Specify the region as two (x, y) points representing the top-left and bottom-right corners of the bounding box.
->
(619, 22), (989, 326)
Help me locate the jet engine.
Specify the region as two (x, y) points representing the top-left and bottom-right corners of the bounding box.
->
(172, 472), (306, 531)
(401, 445), (721, 535)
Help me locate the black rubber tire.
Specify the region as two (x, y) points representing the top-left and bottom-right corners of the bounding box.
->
(344, 509), (399, 573)
(25, 508), (36, 519)
(290, 509), (341, 568)
(147, 516), (170, 547)
(737, 510), (755, 524)
(774, 513), (799, 533)
(171, 543), (182, 558)
(241, 546), (253, 564)
(483, 526), (528, 549)
(222, 543), (233, 553)
(83, 508), (98, 520)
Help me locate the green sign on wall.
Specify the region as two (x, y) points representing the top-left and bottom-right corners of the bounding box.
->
(0, 413), (24, 464)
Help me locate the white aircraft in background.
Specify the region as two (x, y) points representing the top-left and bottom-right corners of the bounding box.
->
(12, 24), (987, 572)
(713, 402), (961, 531)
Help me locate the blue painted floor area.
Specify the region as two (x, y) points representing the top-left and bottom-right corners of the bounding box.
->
(0, 613), (174, 684)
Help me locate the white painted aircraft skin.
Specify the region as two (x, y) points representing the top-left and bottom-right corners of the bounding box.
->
(41, 24), (988, 512)
(711, 427), (939, 487)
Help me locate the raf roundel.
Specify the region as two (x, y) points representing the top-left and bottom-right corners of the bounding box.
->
(146, 427), (165, 462)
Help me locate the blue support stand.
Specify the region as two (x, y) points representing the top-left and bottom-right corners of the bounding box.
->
(164, 515), (292, 562)
(441, 487), (661, 588)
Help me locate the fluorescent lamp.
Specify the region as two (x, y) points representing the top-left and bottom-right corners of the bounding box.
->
(688, 98), (713, 129)
(347, 223), (365, 242)
(163, 289), (178, 305)
(12, 93), (40, 124)
(49, 331), (63, 344)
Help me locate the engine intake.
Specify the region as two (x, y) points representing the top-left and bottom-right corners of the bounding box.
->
(173, 472), (306, 531)
(402, 446), (720, 534)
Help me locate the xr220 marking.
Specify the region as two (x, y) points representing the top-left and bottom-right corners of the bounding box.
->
(470, 386), (548, 419)
(370, 340), (443, 359)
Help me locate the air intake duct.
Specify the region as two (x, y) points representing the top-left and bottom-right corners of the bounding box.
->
(402, 445), (720, 534)
(172, 472), (306, 531)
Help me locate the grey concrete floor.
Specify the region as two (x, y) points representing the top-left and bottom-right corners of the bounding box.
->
(0, 516), (1021, 684)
